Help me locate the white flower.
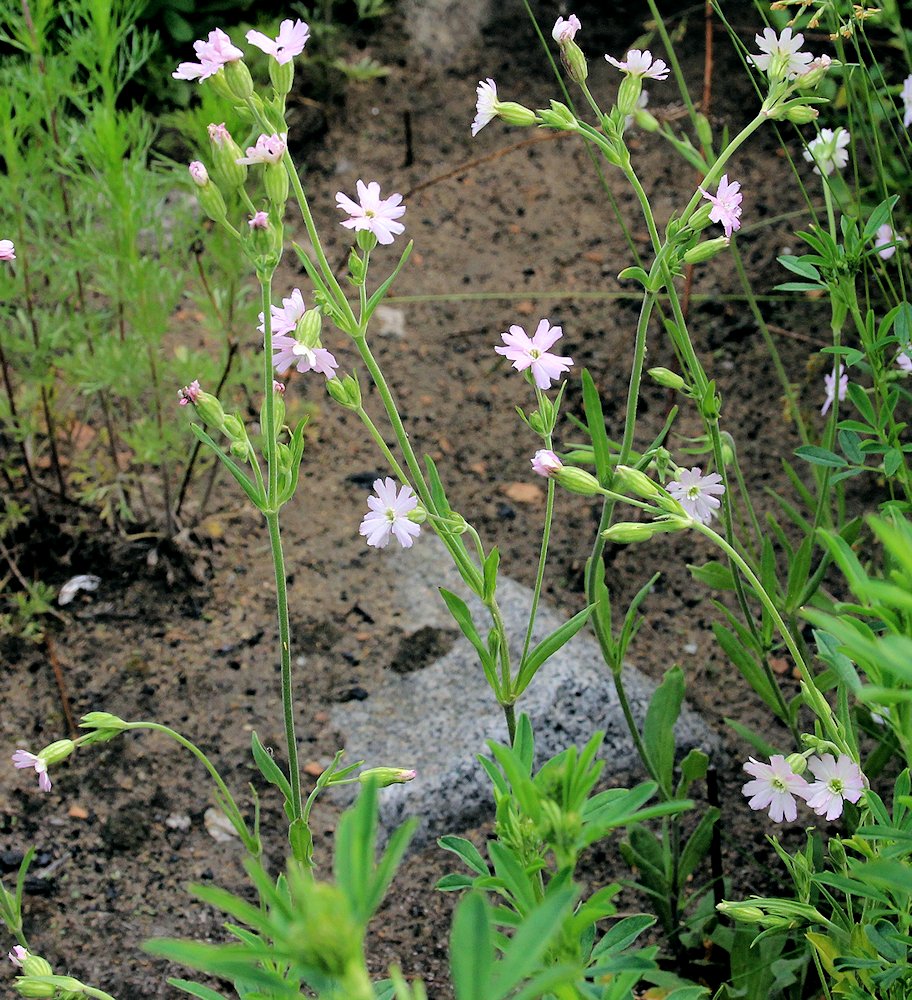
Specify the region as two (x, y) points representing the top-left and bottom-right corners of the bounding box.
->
(359, 478), (421, 549)
(821, 366), (848, 415)
(804, 754), (865, 821)
(605, 48), (669, 80)
(902, 74), (912, 129)
(875, 223), (904, 261)
(667, 466), (725, 524)
(472, 78), (499, 137)
(742, 755), (810, 823)
(236, 133), (287, 166)
(750, 26), (813, 80)
(803, 127), (850, 176)
(552, 15), (581, 43)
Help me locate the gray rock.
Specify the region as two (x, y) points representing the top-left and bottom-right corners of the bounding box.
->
(400, 0), (493, 65)
(331, 538), (718, 847)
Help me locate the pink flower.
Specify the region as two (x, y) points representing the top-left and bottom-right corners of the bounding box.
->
(749, 27), (813, 79)
(742, 755), (809, 823)
(273, 380), (286, 394)
(0, 239), (14, 261)
(472, 78), (499, 136)
(531, 450), (563, 477)
(821, 366), (848, 415)
(875, 223), (903, 261)
(897, 353), (912, 372)
(605, 49), (669, 81)
(359, 477), (421, 549)
(249, 211), (270, 229)
(272, 335), (338, 379)
(12, 749), (51, 793)
(173, 28), (243, 82)
(804, 128), (850, 176)
(902, 74), (912, 128)
(699, 174), (743, 238)
(237, 133), (287, 166)
(188, 161), (209, 187)
(246, 19), (309, 64)
(207, 122), (232, 145)
(178, 380), (202, 406)
(335, 180), (406, 246)
(552, 15), (581, 43)
(259, 288), (306, 336)
(495, 319), (573, 390)
(804, 754), (865, 821)
(8, 946), (28, 968)
(667, 467), (725, 524)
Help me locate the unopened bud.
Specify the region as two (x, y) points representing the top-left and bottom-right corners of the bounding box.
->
(223, 58), (254, 100)
(39, 740), (75, 766)
(359, 766), (417, 787)
(633, 107), (660, 132)
(188, 161), (209, 187)
(295, 309), (323, 348)
(230, 438), (251, 460)
(265, 162), (289, 208)
(276, 442), (293, 474)
(356, 229), (378, 253)
(537, 100), (578, 131)
(554, 466), (602, 496)
(796, 55), (832, 91)
(648, 367), (686, 391)
(406, 506), (427, 525)
(716, 901), (766, 924)
(14, 980), (56, 998)
(785, 752), (807, 775)
(613, 465), (660, 499)
(686, 202), (714, 232)
(560, 39), (588, 84)
(782, 103), (819, 125)
(683, 236), (731, 264)
(497, 101), (538, 128)
(20, 957), (52, 978)
(348, 249), (366, 285)
(602, 520), (678, 543)
(326, 374), (362, 410)
(222, 414), (246, 441)
(207, 124), (247, 190)
(193, 391), (226, 431)
(196, 181), (228, 225)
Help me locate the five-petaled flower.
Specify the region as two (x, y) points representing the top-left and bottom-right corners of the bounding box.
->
(804, 754), (865, 821)
(804, 127), (850, 176)
(359, 478), (421, 549)
(699, 174), (743, 238)
(552, 15), (581, 43)
(237, 133), (287, 166)
(12, 749), (52, 793)
(8, 946), (28, 967)
(0, 239), (15, 261)
(272, 335), (338, 378)
(531, 450), (563, 477)
(821, 366), (848, 415)
(667, 466), (725, 524)
(260, 288), (307, 336)
(605, 49), (669, 80)
(742, 754), (809, 823)
(173, 28), (243, 82)
(471, 78), (499, 136)
(495, 319), (574, 390)
(246, 19), (309, 64)
(749, 27), (813, 80)
(178, 380), (202, 406)
(336, 180), (406, 245)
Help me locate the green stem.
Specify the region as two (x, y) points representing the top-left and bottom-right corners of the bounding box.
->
(265, 511), (303, 822)
(259, 276), (277, 507)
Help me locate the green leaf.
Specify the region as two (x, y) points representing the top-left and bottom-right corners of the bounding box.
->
(775, 281), (825, 292)
(581, 368), (611, 484)
(190, 424), (264, 508)
(168, 980), (231, 1000)
(250, 732), (292, 804)
(514, 605), (594, 696)
(436, 873), (478, 891)
(724, 718), (778, 758)
(450, 893), (492, 1000)
(592, 914), (655, 957)
(863, 196), (899, 242)
(678, 806), (721, 883)
(884, 448), (903, 477)
(482, 547), (500, 603)
(365, 240), (414, 317)
(439, 589), (497, 690)
(643, 666), (684, 791)
(687, 560), (735, 590)
(845, 383), (875, 426)
(795, 445), (847, 468)
(438, 836), (489, 876)
(713, 624), (783, 719)
(777, 255), (820, 280)
(617, 265), (652, 287)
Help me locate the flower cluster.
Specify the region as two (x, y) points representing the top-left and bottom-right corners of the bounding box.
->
(743, 753), (865, 822)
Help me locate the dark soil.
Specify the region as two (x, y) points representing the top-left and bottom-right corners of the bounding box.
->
(1, 1), (862, 996)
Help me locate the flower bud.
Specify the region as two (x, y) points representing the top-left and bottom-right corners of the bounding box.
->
(683, 236), (731, 264)
(406, 506), (427, 525)
(193, 391), (227, 431)
(554, 465), (602, 496)
(617, 74), (643, 117)
(276, 442), (293, 474)
(270, 57), (295, 96)
(356, 229), (378, 253)
(265, 162), (289, 208)
(222, 414), (246, 441)
(195, 181), (228, 226)
(796, 55), (832, 91)
(785, 752), (807, 775)
(223, 58), (254, 100)
(632, 107), (660, 132)
(686, 202), (714, 232)
(496, 101), (538, 128)
(326, 374), (362, 410)
(648, 367), (686, 391)
(14, 979), (56, 998)
(188, 161), (209, 187)
(207, 124), (247, 190)
(782, 103), (819, 125)
(348, 249), (366, 285)
(295, 308), (323, 349)
(358, 766), (417, 787)
(613, 465), (660, 499)
(20, 956), (52, 978)
(39, 740), (75, 766)
(230, 438), (251, 460)
(80, 711), (128, 732)
(537, 100), (579, 131)
(716, 901), (766, 924)
(601, 520), (678, 543)
(560, 40), (588, 84)
(531, 449), (563, 477)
